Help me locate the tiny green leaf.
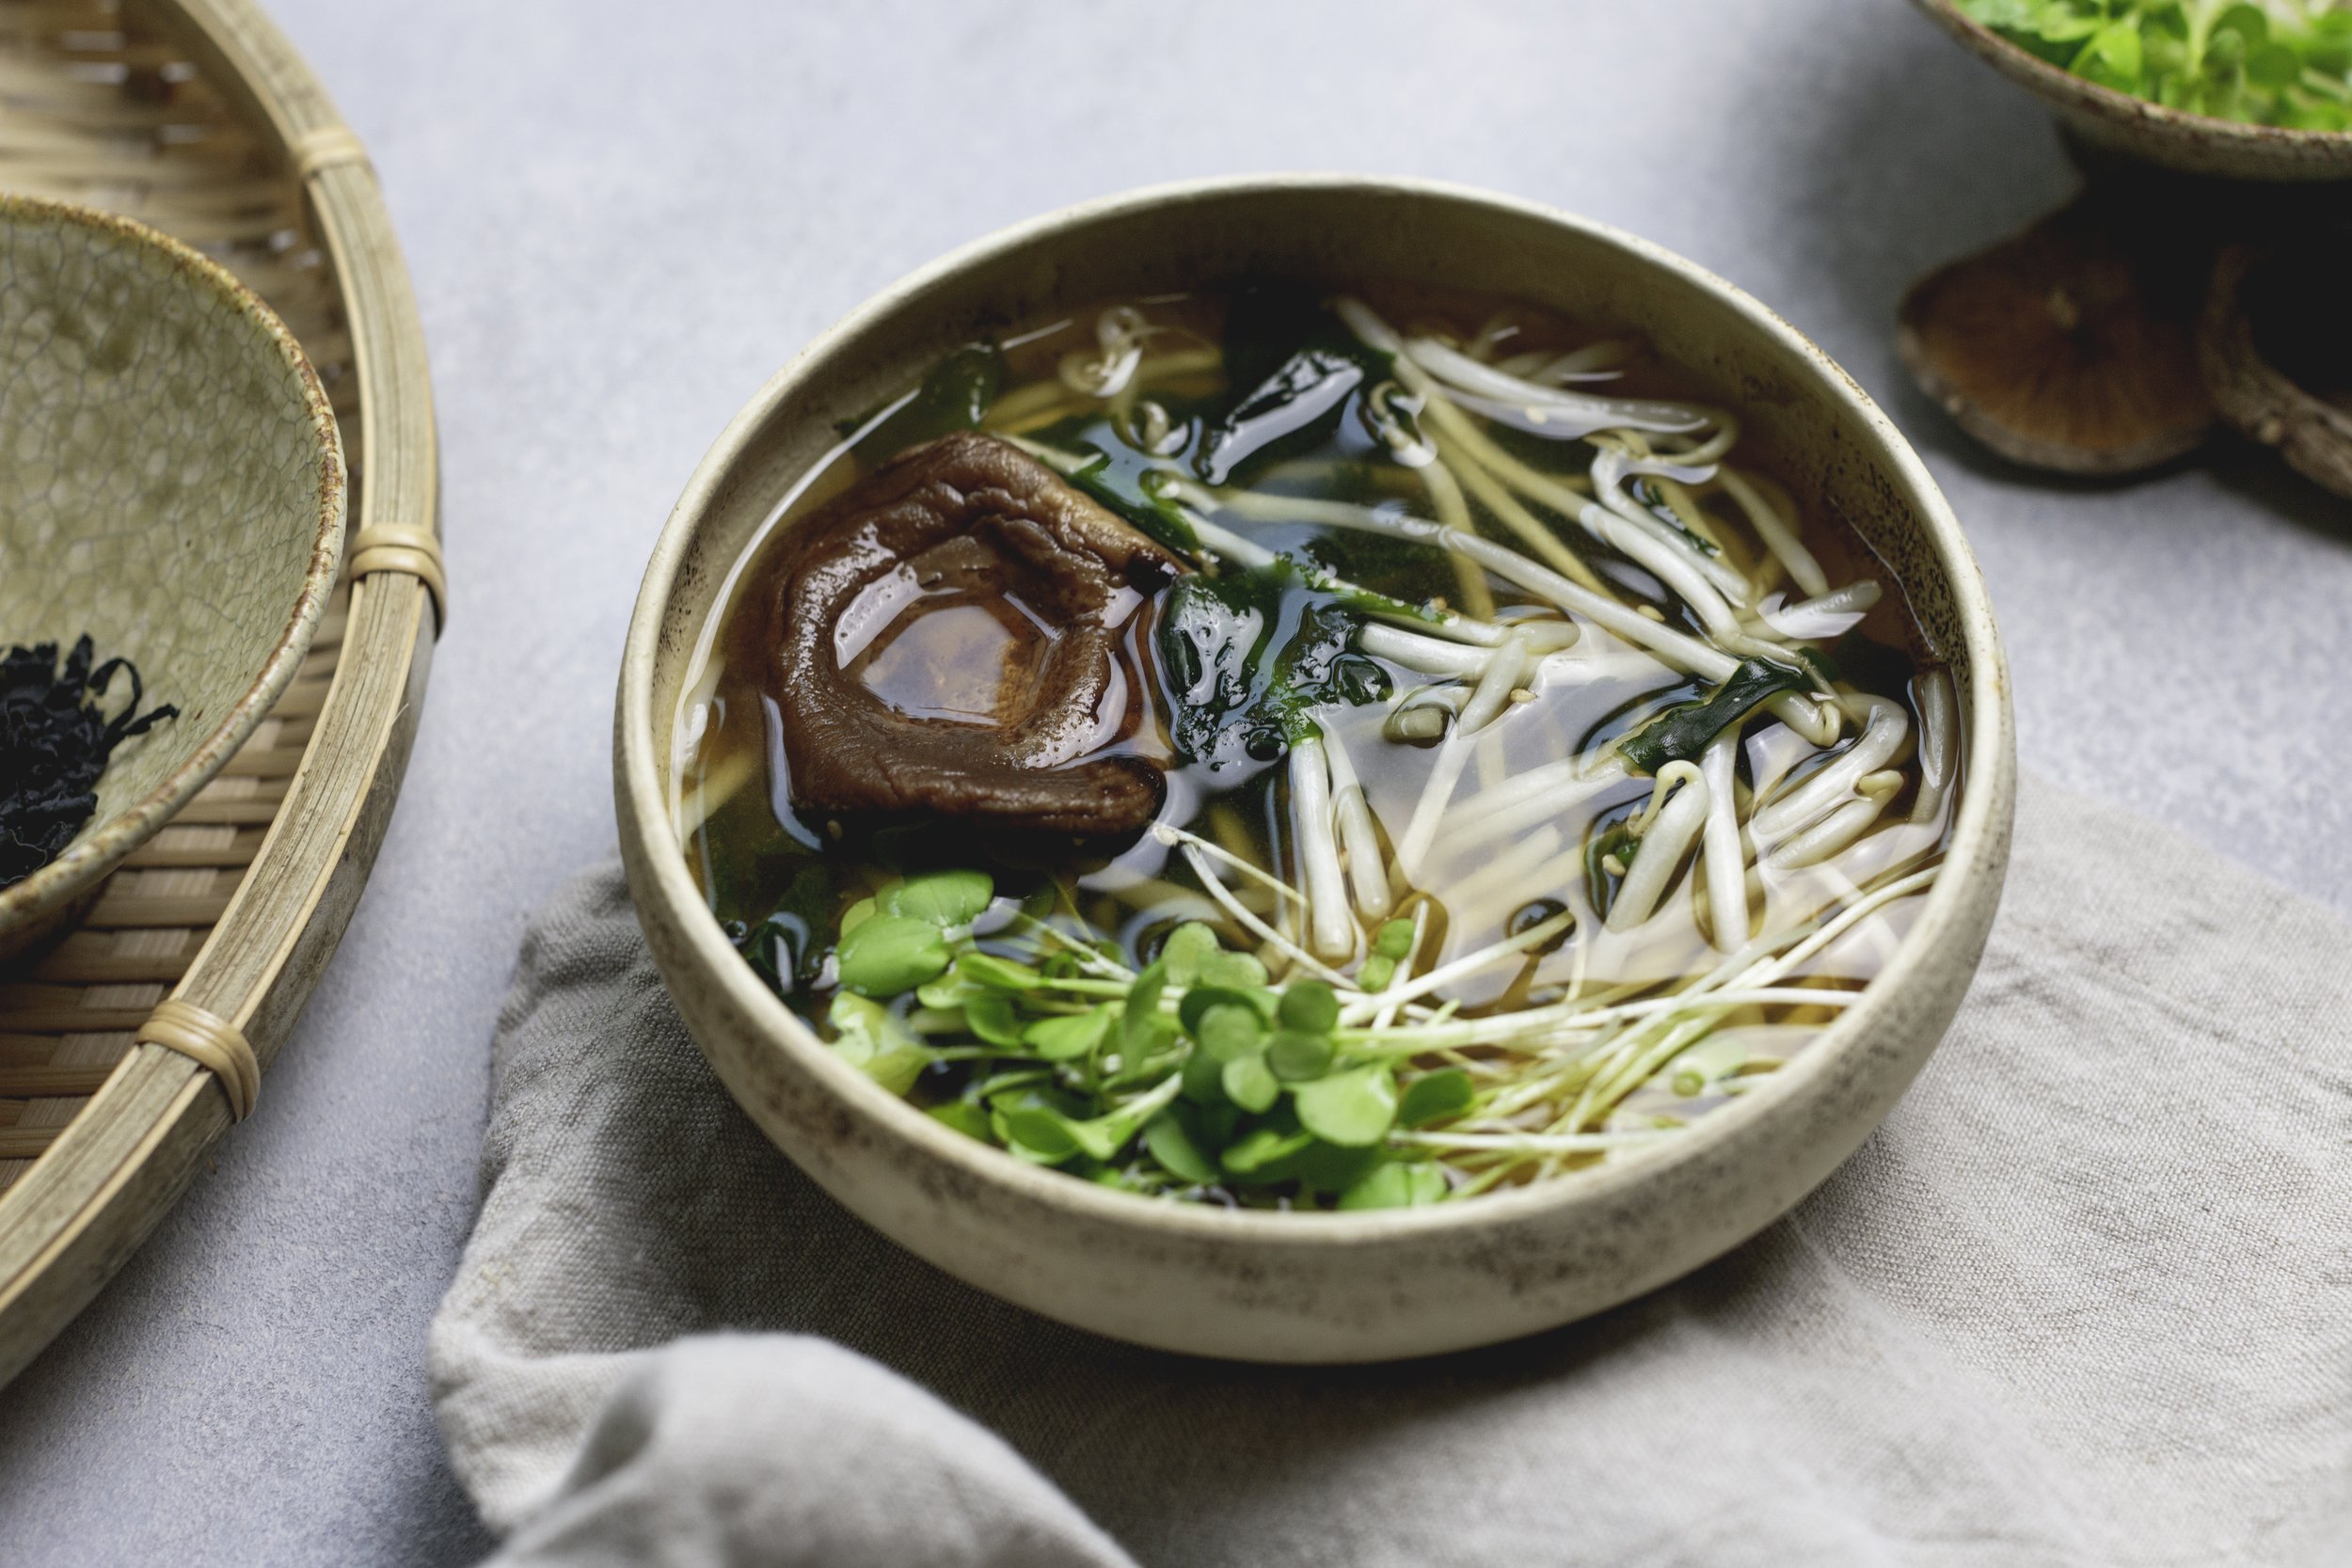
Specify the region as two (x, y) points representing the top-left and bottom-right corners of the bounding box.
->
(1197, 949), (1269, 990)
(1122, 960), (1170, 1055)
(825, 994), (929, 1096)
(958, 952), (1044, 990)
(1292, 1064), (1398, 1147)
(1398, 1068), (1475, 1128)
(1357, 954), (1396, 993)
(1194, 1002), (1267, 1061)
(1025, 1006), (1113, 1061)
(1144, 1112), (1221, 1184)
(885, 869), (993, 927)
(1373, 918), (1417, 960)
(928, 1101), (992, 1141)
(838, 895), (878, 936)
(964, 995), (1025, 1048)
(1222, 1052), (1281, 1114)
(1220, 1124), (1314, 1177)
(1266, 1028), (1336, 1082)
(1336, 1161), (1450, 1210)
(834, 914), (951, 997)
(1277, 980), (1340, 1034)
(1159, 922), (1220, 986)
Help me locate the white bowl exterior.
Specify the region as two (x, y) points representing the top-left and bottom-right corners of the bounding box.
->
(617, 176), (2016, 1363)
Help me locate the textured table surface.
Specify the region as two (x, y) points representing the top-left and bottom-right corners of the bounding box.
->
(4, 2), (2346, 1563)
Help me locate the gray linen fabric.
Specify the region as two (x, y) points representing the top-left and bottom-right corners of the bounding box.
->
(430, 775), (2352, 1568)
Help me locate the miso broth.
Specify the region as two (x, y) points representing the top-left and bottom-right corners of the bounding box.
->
(674, 281), (1957, 1211)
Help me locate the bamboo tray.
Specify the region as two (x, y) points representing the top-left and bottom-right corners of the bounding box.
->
(0, 0), (438, 1384)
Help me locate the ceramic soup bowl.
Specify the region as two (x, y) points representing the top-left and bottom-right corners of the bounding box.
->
(616, 176), (2015, 1363)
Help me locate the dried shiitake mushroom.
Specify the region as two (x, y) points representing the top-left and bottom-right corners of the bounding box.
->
(1898, 197), (2216, 475)
(2198, 235), (2352, 501)
(764, 432), (1184, 842)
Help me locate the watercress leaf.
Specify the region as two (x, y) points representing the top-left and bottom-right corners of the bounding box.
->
(1182, 1043), (1231, 1106)
(1222, 1052), (1282, 1114)
(958, 952), (1044, 990)
(1220, 1124), (1315, 1178)
(834, 914), (951, 997)
(885, 869), (993, 927)
(1277, 980), (1340, 1034)
(1179, 986), (1260, 1037)
(1398, 1067), (1475, 1128)
(1025, 1006), (1113, 1061)
(965, 995), (1025, 1048)
(2247, 40), (2302, 87)
(1197, 948), (1270, 990)
(1266, 1028), (1337, 1082)
(825, 994), (930, 1096)
(995, 1106), (1083, 1164)
(915, 972), (985, 1009)
(928, 1101), (993, 1141)
(838, 895), (878, 936)
(1160, 921), (1220, 986)
(1122, 960), (1170, 1055)
(1292, 1139), (1382, 1195)
(1063, 1073), (1186, 1162)
(1293, 1064), (1399, 1148)
(1192, 1001), (1267, 1062)
(1144, 1111), (1221, 1184)
(1373, 918), (1418, 960)
(1337, 1161), (1451, 1210)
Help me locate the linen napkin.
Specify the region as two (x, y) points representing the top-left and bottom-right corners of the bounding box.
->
(429, 775), (2352, 1568)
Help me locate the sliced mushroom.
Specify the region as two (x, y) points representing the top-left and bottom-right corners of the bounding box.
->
(765, 431), (1184, 842)
(2198, 235), (2352, 501)
(1898, 196), (2216, 475)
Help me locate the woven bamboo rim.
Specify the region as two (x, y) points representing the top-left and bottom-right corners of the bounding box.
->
(0, 0), (439, 1385)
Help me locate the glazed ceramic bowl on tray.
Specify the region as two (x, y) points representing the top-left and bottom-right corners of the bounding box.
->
(0, 195), (345, 962)
(1913, 0), (2352, 182)
(615, 176), (2016, 1363)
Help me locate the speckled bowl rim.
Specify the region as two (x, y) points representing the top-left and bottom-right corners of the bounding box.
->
(617, 173), (2010, 1248)
(1915, 0), (2352, 174)
(0, 194), (346, 939)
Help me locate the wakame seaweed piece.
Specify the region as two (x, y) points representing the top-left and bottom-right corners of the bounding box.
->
(1627, 477), (1721, 557)
(0, 637), (177, 889)
(1155, 561), (1376, 774)
(1027, 413), (1200, 558)
(849, 342), (1005, 455)
(1195, 347), (1365, 485)
(1196, 291), (1391, 486)
(1615, 656), (1810, 777)
(729, 861), (843, 999)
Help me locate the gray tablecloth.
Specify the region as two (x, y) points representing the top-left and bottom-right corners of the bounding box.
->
(429, 777), (2352, 1568)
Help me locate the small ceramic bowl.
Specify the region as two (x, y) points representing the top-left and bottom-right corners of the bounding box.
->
(616, 176), (2016, 1363)
(0, 196), (344, 962)
(1914, 0), (2352, 182)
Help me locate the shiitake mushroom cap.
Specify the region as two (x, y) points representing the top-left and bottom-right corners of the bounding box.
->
(1898, 197), (2216, 475)
(2198, 233), (2352, 501)
(764, 432), (1185, 844)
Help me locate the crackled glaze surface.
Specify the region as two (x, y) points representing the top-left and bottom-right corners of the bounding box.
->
(617, 178), (2016, 1363)
(0, 196), (343, 956)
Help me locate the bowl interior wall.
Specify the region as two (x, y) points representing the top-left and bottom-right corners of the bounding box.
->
(0, 207), (328, 836)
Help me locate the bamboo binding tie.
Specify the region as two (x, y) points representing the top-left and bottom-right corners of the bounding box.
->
(348, 523), (448, 632)
(136, 1000), (260, 1123)
(291, 124), (371, 180)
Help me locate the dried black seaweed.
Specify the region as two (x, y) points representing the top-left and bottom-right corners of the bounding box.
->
(1, 637), (178, 889)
